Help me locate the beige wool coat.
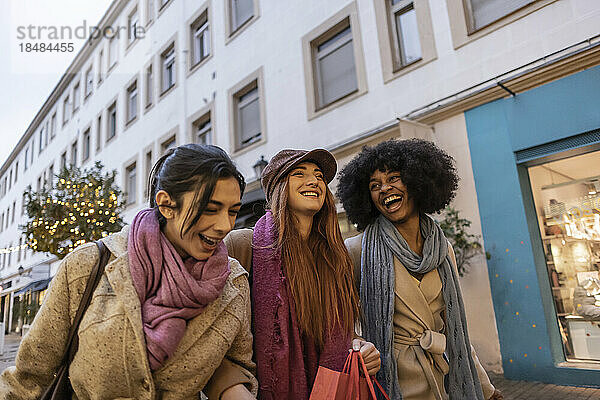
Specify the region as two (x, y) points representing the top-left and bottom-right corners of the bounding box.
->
(0, 226), (257, 400)
(346, 233), (495, 400)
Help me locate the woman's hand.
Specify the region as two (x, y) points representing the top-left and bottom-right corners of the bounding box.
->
(221, 383), (255, 400)
(352, 339), (381, 376)
(489, 389), (503, 400)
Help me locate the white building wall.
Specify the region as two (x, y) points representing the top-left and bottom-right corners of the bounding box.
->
(0, 0), (598, 362)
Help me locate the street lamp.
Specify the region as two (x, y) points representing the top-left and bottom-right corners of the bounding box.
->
(253, 156), (268, 179)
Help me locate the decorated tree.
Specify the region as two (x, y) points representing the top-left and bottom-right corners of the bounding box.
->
(438, 206), (490, 276)
(21, 161), (125, 259)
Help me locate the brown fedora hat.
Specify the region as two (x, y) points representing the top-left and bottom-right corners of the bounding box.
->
(261, 149), (337, 202)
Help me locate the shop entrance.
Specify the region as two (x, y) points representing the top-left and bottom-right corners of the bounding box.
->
(527, 149), (600, 363)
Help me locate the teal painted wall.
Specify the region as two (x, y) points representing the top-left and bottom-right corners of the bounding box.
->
(465, 65), (600, 385)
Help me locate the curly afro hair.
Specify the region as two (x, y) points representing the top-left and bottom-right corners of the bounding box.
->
(336, 138), (459, 231)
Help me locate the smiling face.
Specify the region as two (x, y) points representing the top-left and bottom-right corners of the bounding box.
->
(286, 162), (327, 217)
(369, 169), (417, 227)
(158, 176), (242, 260)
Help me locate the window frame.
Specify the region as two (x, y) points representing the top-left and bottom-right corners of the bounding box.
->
(301, 2), (367, 120)
(84, 65), (94, 99)
(106, 99), (118, 143)
(158, 36), (178, 98)
(144, 59), (155, 112)
(188, 3), (212, 74)
(228, 67), (266, 155)
(108, 35), (119, 72)
(62, 95), (70, 125)
(82, 127), (91, 162)
(126, 76), (139, 125)
(124, 159), (138, 206)
(225, 0), (260, 43)
(127, 5), (141, 48)
(446, 0), (558, 49)
(187, 102), (214, 145)
(72, 81), (81, 113)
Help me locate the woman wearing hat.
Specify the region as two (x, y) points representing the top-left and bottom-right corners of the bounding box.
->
(223, 149), (380, 400)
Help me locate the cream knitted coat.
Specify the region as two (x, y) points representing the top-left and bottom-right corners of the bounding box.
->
(0, 226), (257, 400)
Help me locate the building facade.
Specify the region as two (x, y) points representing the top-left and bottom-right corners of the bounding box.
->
(0, 0), (599, 385)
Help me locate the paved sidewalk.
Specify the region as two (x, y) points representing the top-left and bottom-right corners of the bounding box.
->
(489, 373), (600, 400)
(0, 333), (599, 399)
(0, 333), (21, 371)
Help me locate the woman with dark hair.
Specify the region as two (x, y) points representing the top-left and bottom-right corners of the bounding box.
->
(0, 144), (257, 399)
(337, 139), (501, 400)
(224, 149), (380, 399)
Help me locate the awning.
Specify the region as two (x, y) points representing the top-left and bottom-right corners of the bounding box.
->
(15, 278), (51, 296)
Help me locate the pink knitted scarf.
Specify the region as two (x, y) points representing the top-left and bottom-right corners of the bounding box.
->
(128, 208), (230, 370)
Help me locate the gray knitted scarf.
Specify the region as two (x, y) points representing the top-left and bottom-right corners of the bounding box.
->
(361, 214), (484, 400)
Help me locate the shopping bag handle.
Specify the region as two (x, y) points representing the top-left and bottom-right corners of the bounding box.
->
(356, 351), (391, 400)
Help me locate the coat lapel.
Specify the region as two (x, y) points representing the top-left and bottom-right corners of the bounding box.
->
(394, 257), (436, 329)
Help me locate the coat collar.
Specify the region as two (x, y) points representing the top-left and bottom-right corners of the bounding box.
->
(393, 257), (441, 330)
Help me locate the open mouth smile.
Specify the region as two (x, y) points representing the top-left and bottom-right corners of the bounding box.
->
(382, 194), (403, 212)
(300, 190), (320, 198)
(198, 233), (221, 248)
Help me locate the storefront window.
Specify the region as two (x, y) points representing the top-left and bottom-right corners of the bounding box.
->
(528, 150), (600, 362)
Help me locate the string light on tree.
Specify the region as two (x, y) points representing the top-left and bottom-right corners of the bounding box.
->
(21, 161), (125, 260)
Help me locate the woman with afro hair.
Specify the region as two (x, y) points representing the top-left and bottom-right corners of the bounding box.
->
(337, 139), (501, 400)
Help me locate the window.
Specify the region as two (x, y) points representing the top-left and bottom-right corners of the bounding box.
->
(96, 114), (103, 151)
(147, 0), (155, 24)
(24, 147), (29, 170)
(14, 162), (18, 184)
(126, 162), (137, 205)
(465, 0), (535, 32)
(190, 11), (210, 68)
(161, 136), (176, 155)
(109, 36), (118, 69)
(63, 96), (70, 124)
(17, 238), (22, 262)
(98, 49), (104, 83)
(161, 44), (175, 93)
(388, 1), (421, 69)
(302, 4), (368, 118)
(446, 0), (554, 49)
(48, 164), (54, 188)
(22, 188), (29, 215)
(85, 66), (93, 97)
(159, 0), (171, 11)
(127, 80), (138, 122)
(230, 0), (254, 33)
(8, 170), (12, 190)
(313, 24), (357, 109)
(527, 149), (600, 363)
(108, 102), (117, 140)
(11, 201), (15, 223)
(60, 151), (67, 171)
(71, 141), (78, 166)
(128, 7), (140, 45)
(83, 129), (91, 161)
(193, 112), (211, 145)
(145, 64), (154, 107)
(50, 113), (57, 139)
(144, 150), (153, 194)
(234, 84), (261, 150)
(30, 140), (34, 164)
(73, 82), (80, 112)
(39, 127), (45, 153)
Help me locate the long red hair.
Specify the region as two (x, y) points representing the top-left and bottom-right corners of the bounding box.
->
(269, 177), (359, 348)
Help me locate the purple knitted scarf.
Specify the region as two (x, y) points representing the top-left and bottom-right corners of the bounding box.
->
(128, 208), (230, 370)
(252, 211), (350, 400)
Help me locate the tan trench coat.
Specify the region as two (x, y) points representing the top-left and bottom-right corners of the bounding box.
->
(0, 226), (257, 400)
(346, 233), (495, 400)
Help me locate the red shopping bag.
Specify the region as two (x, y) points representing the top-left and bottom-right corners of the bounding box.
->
(309, 350), (390, 400)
